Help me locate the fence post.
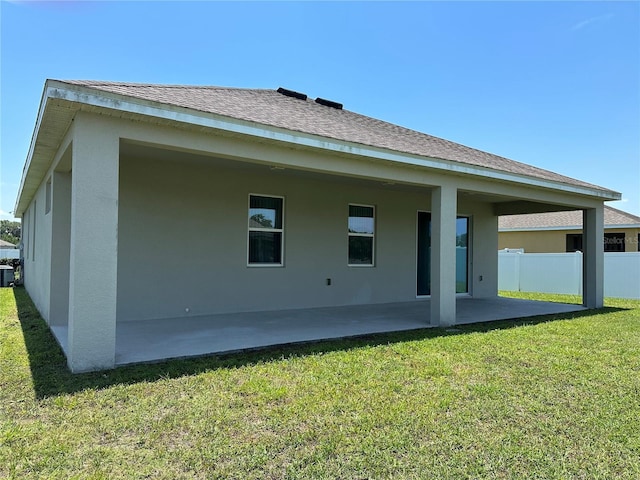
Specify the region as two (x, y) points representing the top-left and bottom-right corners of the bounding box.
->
(516, 252), (522, 292)
(576, 251), (583, 296)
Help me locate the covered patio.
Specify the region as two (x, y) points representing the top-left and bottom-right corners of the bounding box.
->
(17, 80), (618, 372)
(53, 297), (585, 366)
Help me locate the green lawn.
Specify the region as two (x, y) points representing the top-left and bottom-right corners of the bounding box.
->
(1, 287), (639, 479)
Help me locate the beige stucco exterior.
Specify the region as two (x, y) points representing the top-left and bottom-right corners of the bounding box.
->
(16, 81), (618, 372)
(499, 228), (640, 253)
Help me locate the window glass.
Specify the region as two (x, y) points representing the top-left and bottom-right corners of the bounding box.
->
(604, 233), (625, 252)
(566, 233), (627, 252)
(348, 205), (374, 265)
(349, 236), (374, 265)
(348, 205), (374, 234)
(566, 234), (583, 252)
(249, 196), (282, 229)
(249, 232), (282, 264)
(248, 195), (284, 265)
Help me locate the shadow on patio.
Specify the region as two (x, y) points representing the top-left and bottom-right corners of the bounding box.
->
(13, 287), (612, 399)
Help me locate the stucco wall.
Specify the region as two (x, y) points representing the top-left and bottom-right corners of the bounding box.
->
(22, 176), (53, 322)
(116, 155), (497, 321)
(467, 202), (498, 297)
(49, 171), (72, 327)
(499, 228), (640, 253)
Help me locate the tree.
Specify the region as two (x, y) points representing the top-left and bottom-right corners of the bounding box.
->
(0, 220), (21, 246)
(250, 213), (273, 228)
(456, 232), (468, 247)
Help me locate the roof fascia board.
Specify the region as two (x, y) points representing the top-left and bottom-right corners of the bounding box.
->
(24, 82), (621, 206)
(611, 224), (640, 229)
(499, 226), (583, 232)
(14, 83), (55, 215)
(500, 224), (640, 232)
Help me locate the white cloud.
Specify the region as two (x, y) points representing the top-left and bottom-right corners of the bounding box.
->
(0, 208), (19, 221)
(608, 198), (640, 217)
(571, 13), (614, 32)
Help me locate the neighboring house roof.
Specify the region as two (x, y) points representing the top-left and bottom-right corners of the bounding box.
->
(0, 239), (17, 248)
(499, 205), (640, 231)
(15, 80), (621, 215)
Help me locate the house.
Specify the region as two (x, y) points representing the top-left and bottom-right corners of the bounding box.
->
(0, 239), (19, 260)
(14, 80), (620, 372)
(0, 239), (17, 249)
(499, 206), (640, 253)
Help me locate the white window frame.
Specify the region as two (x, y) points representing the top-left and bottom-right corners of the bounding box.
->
(348, 203), (375, 267)
(247, 193), (285, 267)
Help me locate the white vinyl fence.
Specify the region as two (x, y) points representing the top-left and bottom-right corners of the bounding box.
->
(0, 249), (20, 260)
(498, 251), (640, 300)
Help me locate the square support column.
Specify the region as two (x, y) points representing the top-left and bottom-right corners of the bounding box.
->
(431, 185), (457, 327)
(67, 114), (119, 372)
(583, 206), (604, 308)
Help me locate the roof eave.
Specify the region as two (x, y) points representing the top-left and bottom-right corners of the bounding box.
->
(14, 80), (60, 217)
(499, 223), (640, 232)
(15, 81), (622, 215)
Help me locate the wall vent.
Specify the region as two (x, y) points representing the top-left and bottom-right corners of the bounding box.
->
(277, 87), (307, 101)
(315, 97), (343, 110)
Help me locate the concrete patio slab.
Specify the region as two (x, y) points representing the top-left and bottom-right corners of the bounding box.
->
(107, 297), (584, 366)
(50, 297), (586, 367)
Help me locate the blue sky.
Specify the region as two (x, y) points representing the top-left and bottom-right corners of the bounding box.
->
(1, 1), (639, 221)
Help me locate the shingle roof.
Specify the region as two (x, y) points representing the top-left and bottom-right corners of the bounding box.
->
(499, 205), (640, 230)
(60, 80), (607, 191)
(0, 239), (17, 248)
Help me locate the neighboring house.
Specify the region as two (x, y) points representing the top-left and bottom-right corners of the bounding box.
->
(499, 206), (640, 253)
(0, 239), (19, 260)
(0, 239), (17, 249)
(14, 80), (620, 372)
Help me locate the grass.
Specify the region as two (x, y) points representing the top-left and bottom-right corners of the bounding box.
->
(1, 287), (639, 479)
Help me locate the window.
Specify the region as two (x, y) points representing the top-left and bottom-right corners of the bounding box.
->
(566, 232), (627, 252)
(348, 204), (375, 266)
(566, 234), (582, 252)
(248, 195), (284, 265)
(604, 232), (625, 252)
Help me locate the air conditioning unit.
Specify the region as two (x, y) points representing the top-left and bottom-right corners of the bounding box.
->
(0, 265), (15, 287)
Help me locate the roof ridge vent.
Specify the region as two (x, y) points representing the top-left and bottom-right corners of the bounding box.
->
(315, 97), (343, 110)
(277, 87), (307, 101)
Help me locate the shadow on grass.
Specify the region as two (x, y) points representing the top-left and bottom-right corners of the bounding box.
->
(13, 286), (627, 399)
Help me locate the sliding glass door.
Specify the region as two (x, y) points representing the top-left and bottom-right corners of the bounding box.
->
(417, 212), (469, 296)
(455, 217), (469, 294)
